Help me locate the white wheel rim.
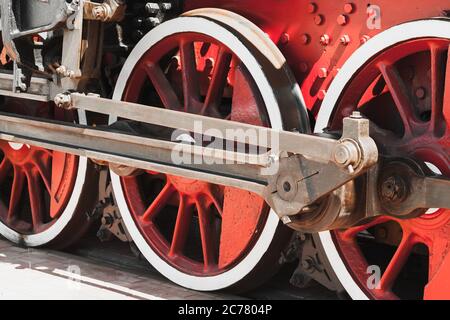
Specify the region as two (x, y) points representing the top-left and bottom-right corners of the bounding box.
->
(315, 20), (450, 300)
(110, 14), (306, 291)
(0, 110), (89, 247)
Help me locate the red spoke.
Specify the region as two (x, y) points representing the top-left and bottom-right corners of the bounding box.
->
(378, 62), (417, 137)
(7, 167), (25, 221)
(143, 62), (182, 110)
(205, 190), (223, 216)
(379, 232), (415, 291)
(25, 170), (44, 230)
(196, 199), (217, 268)
(430, 44), (446, 134)
(0, 158), (11, 184)
(341, 216), (392, 241)
(141, 182), (175, 222)
(202, 48), (232, 115)
(169, 195), (193, 256)
(179, 41), (200, 112)
(32, 153), (52, 195)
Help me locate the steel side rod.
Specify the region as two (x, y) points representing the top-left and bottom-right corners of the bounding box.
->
(68, 93), (338, 162)
(0, 113), (269, 195)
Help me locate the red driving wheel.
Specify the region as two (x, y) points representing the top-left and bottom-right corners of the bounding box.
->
(0, 98), (97, 248)
(110, 10), (309, 291)
(316, 21), (450, 300)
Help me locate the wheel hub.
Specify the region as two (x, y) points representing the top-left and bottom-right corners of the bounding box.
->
(167, 176), (211, 197)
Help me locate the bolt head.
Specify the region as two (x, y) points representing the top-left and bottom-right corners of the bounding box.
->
(351, 111), (363, 119)
(317, 67), (328, 78)
(380, 176), (407, 202)
(307, 2), (318, 14)
(281, 216), (292, 225)
(314, 14), (324, 25)
(300, 33), (311, 45)
(92, 6), (106, 19)
(320, 34), (331, 46)
(337, 14), (348, 26)
(334, 145), (352, 165)
(344, 3), (355, 14)
(340, 35), (351, 45)
(280, 33), (290, 45)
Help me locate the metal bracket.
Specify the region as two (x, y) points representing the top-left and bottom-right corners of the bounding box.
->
(83, 0), (125, 22)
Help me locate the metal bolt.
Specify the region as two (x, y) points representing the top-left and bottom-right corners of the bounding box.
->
(318, 67), (328, 78)
(351, 111), (363, 119)
(307, 2), (317, 14)
(344, 3), (355, 14)
(334, 140), (360, 167)
(145, 3), (160, 14)
(92, 5), (107, 20)
(160, 3), (172, 11)
(415, 87), (426, 99)
(280, 32), (290, 45)
(334, 145), (351, 165)
(381, 176), (407, 202)
(360, 35), (371, 44)
(320, 34), (331, 46)
(340, 34), (351, 45)
(281, 216), (292, 225)
(145, 17), (161, 27)
(337, 14), (348, 26)
(300, 33), (311, 45)
(314, 14), (324, 25)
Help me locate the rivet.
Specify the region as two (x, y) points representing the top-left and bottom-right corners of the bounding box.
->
(307, 2), (317, 14)
(337, 14), (348, 26)
(415, 87), (427, 99)
(344, 3), (355, 14)
(280, 32), (290, 45)
(314, 14), (324, 25)
(300, 33), (311, 45)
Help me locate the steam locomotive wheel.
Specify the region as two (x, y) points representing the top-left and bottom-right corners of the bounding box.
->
(110, 9), (309, 291)
(0, 98), (96, 248)
(316, 20), (450, 300)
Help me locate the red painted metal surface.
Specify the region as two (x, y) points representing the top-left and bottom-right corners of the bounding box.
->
(119, 32), (273, 275)
(185, 0), (448, 116)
